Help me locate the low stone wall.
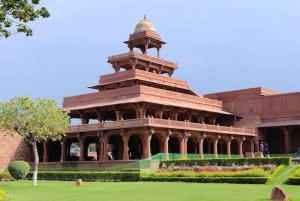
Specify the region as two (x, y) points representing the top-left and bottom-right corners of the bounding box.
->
(0, 131), (29, 171)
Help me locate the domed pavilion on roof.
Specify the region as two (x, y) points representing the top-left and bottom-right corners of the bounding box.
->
(14, 16), (300, 170)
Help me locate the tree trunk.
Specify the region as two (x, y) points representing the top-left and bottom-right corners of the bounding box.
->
(32, 141), (39, 186)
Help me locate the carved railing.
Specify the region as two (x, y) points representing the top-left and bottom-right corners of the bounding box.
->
(68, 118), (256, 136)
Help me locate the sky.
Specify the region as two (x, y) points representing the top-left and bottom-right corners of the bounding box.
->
(1, 0), (300, 106)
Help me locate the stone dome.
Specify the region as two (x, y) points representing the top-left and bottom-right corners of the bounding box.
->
(134, 15), (156, 33)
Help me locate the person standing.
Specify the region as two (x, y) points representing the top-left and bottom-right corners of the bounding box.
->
(265, 142), (270, 157)
(259, 141), (264, 156)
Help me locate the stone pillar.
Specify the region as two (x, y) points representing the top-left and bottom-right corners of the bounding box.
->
(135, 103), (147, 118)
(226, 136), (233, 158)
(43, 141), (48, 162)
(60, 138), (66, 162)
(197, 133), (206, 159)
(121, 132), (131, 160)
(213, 135), (220, 158)
(180, 131), (190, 157)
(238, 137), (245, 157)
(250, 139), (255, 152)
(115, 111), (122, 121)
(282, 127), (292, 153)
(102, 136), (108, 160)
(163, 129), (172, 159)
(77, 133), (86, 161)
(143, 128), (154, 158)
(97, 132), (104, 161)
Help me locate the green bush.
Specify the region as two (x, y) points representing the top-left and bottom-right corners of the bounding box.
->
(26, 171), (140, 182)
(0, 172), (13, 181)
(160, 157), (291, 167)
(8, 160), (30, 180)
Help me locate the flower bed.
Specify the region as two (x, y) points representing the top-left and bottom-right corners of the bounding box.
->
(141, 164), (280, 184)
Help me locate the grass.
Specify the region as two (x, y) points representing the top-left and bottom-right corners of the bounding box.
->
(1, 180), (300, 201)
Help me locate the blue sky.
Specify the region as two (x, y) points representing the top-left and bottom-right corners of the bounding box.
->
(1, 0), (300, 106)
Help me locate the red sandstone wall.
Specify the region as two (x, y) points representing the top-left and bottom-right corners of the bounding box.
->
(0, 131), (29, 172)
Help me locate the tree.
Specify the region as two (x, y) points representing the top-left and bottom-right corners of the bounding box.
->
(0, 97), (70, 186)
(0, 0), (50, 38)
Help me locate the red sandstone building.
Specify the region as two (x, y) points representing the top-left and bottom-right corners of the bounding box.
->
(1, 16), (300, 170)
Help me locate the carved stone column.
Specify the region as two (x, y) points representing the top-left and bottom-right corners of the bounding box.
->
(101, 135), (108, 160)
(225, 136), (233, 158)
(43, 140), (48, 162)
(77, 133), (86, 161)
(60, 138), (66, 162)
(213, 134), (220, 158)
(134, 103), (148, 118)
(163, 129), (172, 155)
(282, 127), (293, 153)
(180, 131), (190, 157)
(237, 137), (245, 157)
(121, 132), (131, 160)
(197, 133), (206, 159)
(143, 128), (154, 158)
(97, 132), (104, 161)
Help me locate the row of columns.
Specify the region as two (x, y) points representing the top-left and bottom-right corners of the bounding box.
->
(42, 130), (253, 162)
(77, 106), (221, 127)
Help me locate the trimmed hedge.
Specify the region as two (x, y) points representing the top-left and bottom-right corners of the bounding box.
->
(26, 171), (140, 182)
(288, 177), (300, 185)
(160, 157), (291, 167)
(140, 177), (267, 184)
(8, 160), (30, 180)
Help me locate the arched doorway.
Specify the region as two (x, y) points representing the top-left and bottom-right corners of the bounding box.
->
(242, 139), (251, 155)
(187, 138), (197, 154)
(108, 134), (122, 160)
(150, 135), (160, 155)
(169, 137), (179, 153)
(266, 129), (285, 154)
(231, 140), (239, 155)
(128, 135), (142, 159)
(47, 140), (61, 162)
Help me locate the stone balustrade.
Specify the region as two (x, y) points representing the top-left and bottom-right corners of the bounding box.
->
(67, 117), (256, 136)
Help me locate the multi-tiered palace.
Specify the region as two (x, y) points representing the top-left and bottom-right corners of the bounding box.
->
(3, 17), (299, 170)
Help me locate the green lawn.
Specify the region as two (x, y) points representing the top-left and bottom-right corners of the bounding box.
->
(1, 180), (299, 201)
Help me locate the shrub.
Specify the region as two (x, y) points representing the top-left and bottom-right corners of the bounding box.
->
(0, 190), (5, 201)
(26, 171), (140, 182)
(160, 157), (291, 168)
(8, 160), (30, 180)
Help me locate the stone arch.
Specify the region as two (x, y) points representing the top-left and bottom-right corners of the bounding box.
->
(108, 134), (123, 160)
(187, 138), (197, 154)
(266, 129), (285, 154)
(47, 140), (61, 162)
(128, 135), (142, 159)
(169, 137), (179, 153)
(242, 139), (251, 154)
(65, 138), (80, 161)
(84, 136), (99, 161)
(230, 139), (239, 155)
(217, 139), (226, 154)
(150, 135), (160, 155)
(290, 128), (300, 153)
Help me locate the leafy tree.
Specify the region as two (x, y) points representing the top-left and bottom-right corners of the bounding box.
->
(0, 0), (50, 38)
(0, 97), (70, 186)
